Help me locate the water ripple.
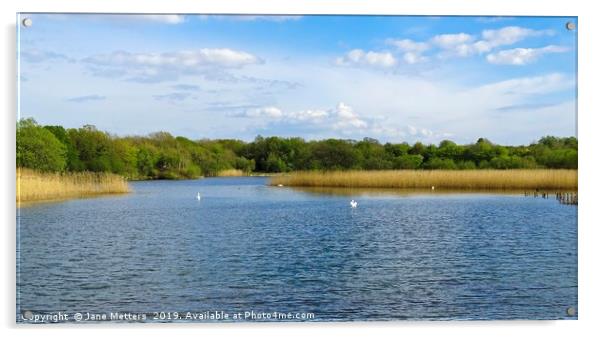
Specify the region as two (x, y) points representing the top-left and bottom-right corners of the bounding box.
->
(17, 178), (577, 322)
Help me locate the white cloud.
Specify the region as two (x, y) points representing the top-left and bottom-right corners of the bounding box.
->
(338, 26), (559, 67)
(431, 33), (473, 49)
(386, 39), (430, 64)
(451, 43), (479, 57)
(83, 48), (262, 82)
(237, 106), (284, 119)
(370, 124), (436, 139)
(332, 102), (368, 129)
(228, 101), (446, 140)
(481, 26), (553, 48)
(436, 26), (556, 58)
(458, 26), (553, 55)
(335, 49), (397, 68)
(469, 73), (573, 102)
(402, 52), (428, 64)
(287, 109), (329, 121)
(407, 125), (434, 137)
(386, 38), (430, 53)
(393, 26), (551, 57)
(21, 16), (576, 145)
(86, 49), (260, 68)
(486, 45), (569, 65)
(230, 102), (369, 131)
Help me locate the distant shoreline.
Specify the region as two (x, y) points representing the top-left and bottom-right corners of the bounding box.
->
(17, 168), (577, 205)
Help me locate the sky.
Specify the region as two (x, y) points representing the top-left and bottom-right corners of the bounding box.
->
(18, 14), (577, 145)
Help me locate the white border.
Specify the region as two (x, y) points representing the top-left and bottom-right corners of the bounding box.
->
(2, 1), (601, 336)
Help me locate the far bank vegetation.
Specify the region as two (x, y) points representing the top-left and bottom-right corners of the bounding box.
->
(17, 118), (577, 181)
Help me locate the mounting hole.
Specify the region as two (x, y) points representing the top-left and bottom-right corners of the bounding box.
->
(566, 21), (576, 31)
(566, 307), (576, 316)
(22, 17), (32, 28)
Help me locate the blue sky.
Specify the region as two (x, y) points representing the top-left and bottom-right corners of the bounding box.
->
(18, 14), (577, 145)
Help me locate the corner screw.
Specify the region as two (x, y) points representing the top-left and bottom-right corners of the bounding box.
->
(22, 18), (32, 28)
(566, 307), (576, 316)
(566, 22), (576, 31)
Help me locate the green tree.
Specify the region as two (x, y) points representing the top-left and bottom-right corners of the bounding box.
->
(15, 119), (579, 177)
(234, 157), (255, 173)
(384, 142), (410, 157)
(265, 153), (287, 172)
(424, 157), (457, 170)
(438, 140), (463, 160)
(111, 139), (139, 178)
(310, 139), (360, 170)
(68, 125), (115, 172)
(136, 144), (159, 178)
(456, 160), (477, 170)
(17, 118), (67, 171)
(44, 125), (84, 171)
(466, 138), (496, 164)
(356, 138), (392, 169)
(393, 154), (423, 169)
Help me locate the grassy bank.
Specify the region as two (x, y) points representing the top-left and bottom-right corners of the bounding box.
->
(17, 168), (130, 203)
(270, 169), (577, 190)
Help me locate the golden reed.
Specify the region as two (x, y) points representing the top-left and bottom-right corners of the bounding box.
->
(17, 168), (130, 203)
(270, 169), (577, 190)
(216, 169), (247, 177)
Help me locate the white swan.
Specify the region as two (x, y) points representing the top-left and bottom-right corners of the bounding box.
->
(196, 192), (201, 201)
(350, 200), (358, 208)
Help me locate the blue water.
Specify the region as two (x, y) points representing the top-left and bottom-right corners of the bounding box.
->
(16, 177), (577, 322)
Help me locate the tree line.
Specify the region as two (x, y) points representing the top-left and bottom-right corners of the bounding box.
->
(17, 118), (578, 179)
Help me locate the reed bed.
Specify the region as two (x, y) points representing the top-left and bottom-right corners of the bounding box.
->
(217, 169), (247, 177)
(17, 168), (130, 203)
(270, 169), (577, 190)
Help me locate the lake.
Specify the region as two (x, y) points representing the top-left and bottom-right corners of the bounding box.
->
(16, 177), (578, 322)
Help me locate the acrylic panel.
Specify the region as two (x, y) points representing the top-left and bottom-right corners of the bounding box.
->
(16, 13), (578, 323)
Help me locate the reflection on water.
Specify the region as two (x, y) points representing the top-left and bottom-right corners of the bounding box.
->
(291, 186), (528, 197)
(17, 177), (577, 322)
